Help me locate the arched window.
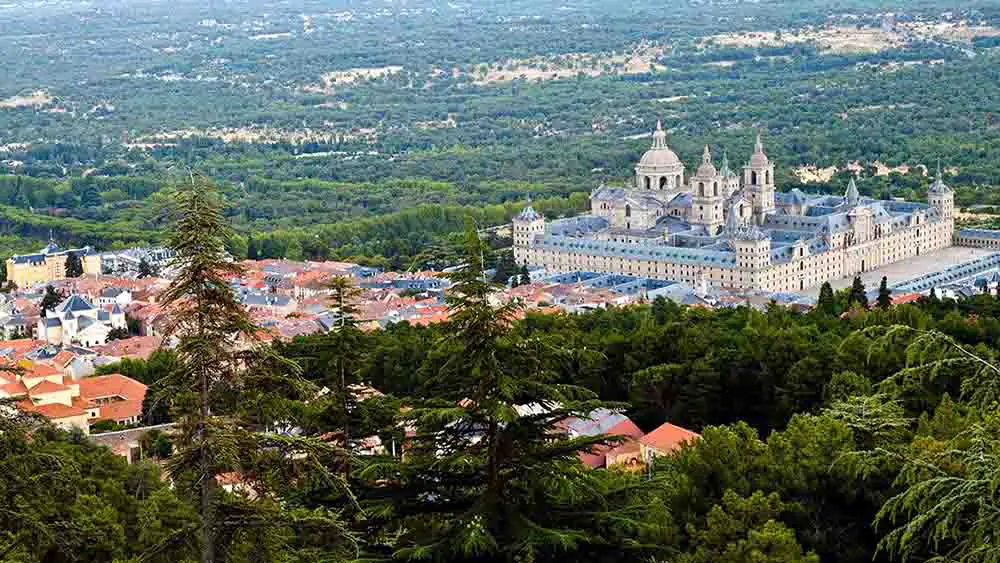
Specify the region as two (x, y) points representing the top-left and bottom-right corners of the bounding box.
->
(765, 170), (770, 184)
(675, 174), (682, 188)
(698, 182), (705, 196)
(659, 176), (667, 189)
(713, 182), (719, 196)
(751, 171), (758, 185)
(739, 204), (745, 218)
(625, 204), (631, 218)
(644, 177), (651, 190)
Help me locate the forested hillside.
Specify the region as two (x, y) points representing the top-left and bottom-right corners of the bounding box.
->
(2, 0), (1000, 260)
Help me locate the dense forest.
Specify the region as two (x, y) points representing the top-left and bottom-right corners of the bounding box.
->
(9, 181), (1000, 562)
(2, 0), (1000, 261)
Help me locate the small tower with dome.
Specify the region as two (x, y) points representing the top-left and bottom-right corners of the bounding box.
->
(744, 133), (776, 224)
(635, 121), (686, 194)
(690, 145), (726, 234)
(928, 162), (954, 222)
(512, 201), (545, 265)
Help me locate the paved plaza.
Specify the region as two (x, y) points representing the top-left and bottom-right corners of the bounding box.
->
(800, 246), (997, 295)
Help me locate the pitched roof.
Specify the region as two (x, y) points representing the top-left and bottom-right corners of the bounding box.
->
(17, 400), (87, 419)
(639, 422), (700, 454)
(55, 294), (95, 314)
(0, 381), (29, 396)
(77, 373), (147, 402)
(27, 379), (71, 395)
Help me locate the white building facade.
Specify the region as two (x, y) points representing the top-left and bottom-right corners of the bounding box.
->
(514, 124), (955, 293)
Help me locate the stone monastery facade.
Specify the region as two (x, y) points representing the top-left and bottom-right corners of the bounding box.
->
(513, 122), (955, 293)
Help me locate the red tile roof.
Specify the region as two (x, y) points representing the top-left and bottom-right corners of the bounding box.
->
(77, 374), (147, 402)
(51, 350), (77, 368)
(577, 418), (645, 468)
(27, 380), (71, 395)
(91, 399), (144, 423)
(92, 336), (162, 360)
(639, 422), (700, 454)
(0, 381), (29, 396)
(17, 400), (87, 419)
(22, 361), (62, 379)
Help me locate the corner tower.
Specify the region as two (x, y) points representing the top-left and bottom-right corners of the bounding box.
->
(928, 162), (954, 222)
(512, 203), (545, 265)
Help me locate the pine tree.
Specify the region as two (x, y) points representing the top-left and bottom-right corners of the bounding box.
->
(64, 252), (84, 278)
(40, 285), (62, 316)
(363, 220), (664, 562)
(817, 282), (835, 315)
(156, 176), (355, 563)
(877, 276), (892, 310)
(847, 276), (868, 309)
(518, 263), (531, 285)
(246, 236), (258, 260)
(137, 257), (157, 279)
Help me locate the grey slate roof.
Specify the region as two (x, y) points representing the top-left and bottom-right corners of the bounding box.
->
(56, 295), (95, 314)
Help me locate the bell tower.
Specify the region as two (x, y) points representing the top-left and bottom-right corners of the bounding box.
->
(743, 133), (776, 224)
(690, 145), (725, 234)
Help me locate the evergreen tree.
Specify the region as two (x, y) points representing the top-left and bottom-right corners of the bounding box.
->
(363, 220), (667, 562)
(40, 285), (62, 316)
(518, 263), (531, 286)
(928, 287), (939, 304)
(847, 276), (868, 309)
(286, 237), (305, 261)
(246, 236), (258, 260)
(491, 248), (515, 285)
(876, 276), (892, 310)
(817, 282), (836, 315)
(64, 252), (84, 278)
(137, 257), (157, 279)
(156, 176), (355, 563)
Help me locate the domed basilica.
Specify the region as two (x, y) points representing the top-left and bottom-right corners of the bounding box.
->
(513, 121), (955, 293)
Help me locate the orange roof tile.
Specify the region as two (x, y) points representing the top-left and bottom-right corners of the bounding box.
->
(91, 399), (144, 423)
(51, 350), (77, 368)
(77, 374), (147, 402)
(638, 422), (700, 454)
(27, 380), (71, 395)
(17, 400), (87, 419)
(0, 381), (29, 396)
(21, 361), (62, 379)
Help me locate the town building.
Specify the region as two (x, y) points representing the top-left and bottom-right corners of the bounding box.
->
(37, 294), (127, 347)
(513, 123), (955, 292)
(6, 240), (101, 288)
(0, 363), (147, 434)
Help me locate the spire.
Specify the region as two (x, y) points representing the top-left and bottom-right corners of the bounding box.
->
(845, 177), (860, 206)
(748, 132), (769, 167)
(720, 149), (733, 177)
(929, 159), (952, 194)
(650, 120), (667, 150)
(702, 144), (712, 165)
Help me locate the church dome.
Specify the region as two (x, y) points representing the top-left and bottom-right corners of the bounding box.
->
(637, 121), (683, 170)
(639, 147), (682, 168)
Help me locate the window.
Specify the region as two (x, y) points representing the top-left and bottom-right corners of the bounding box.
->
(751, 171), (758, 185)
(659, 176), (667, 189)
(644, 177), (651, 189)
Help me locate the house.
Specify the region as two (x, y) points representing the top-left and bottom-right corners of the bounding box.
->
(37, 294), (127, 347)
(0, 363), (147, 434)
(92, 335), (162, 360)
(639, 422), (700, 463)
(97, 287), (133, 308)
(561, 408), (645, 469)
